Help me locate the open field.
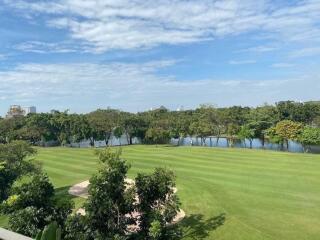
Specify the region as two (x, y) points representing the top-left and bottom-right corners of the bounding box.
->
(2, 145), (320, 239)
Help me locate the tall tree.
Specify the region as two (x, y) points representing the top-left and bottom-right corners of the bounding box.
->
(87, 109), (120, 146)
(83, 148), (135, 239)
(274, 120), (303, 150)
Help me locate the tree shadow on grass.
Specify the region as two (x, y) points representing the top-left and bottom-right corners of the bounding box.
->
(54, 186), (77, 201)
(179, 213), (226, 239)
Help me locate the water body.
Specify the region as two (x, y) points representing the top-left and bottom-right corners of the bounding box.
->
(171, 137), (320, 154)
(44, 134), (320, 154)
(69, 135), (140, 148)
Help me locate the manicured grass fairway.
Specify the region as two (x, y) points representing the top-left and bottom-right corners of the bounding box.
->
(4, 145), (320, 239)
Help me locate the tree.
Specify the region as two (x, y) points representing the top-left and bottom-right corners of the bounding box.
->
(70, 115), (92, 147)
(238, 125), (255, 148)
(0, 141), (38, 201)
(168, 112), (191, 146)
(135, 168), (180, 238)
(82, 148), (135, 239)
(113, 126), (124, 145)
(299, 127), (320, 152)
(64, 214), (88, 240)
(208, 108), (226, 147)
(265, 126), (285, 148)
(50, 111), (73, 146)
(1, 174), (73, 237)
(87, 109), (120, 146)
(121, 113), (148, 145)
(226, 123), (240, 147)
(275, 101), (320, 124)
(145, 127), (171, 144)
(275, 120), (303, 150)
(189, 118), (212, 146)
(64, 148), (181, 239)
(0, 116), (26, 143)
(22, 113), (56, 145)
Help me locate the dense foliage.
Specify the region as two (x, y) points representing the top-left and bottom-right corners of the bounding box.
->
(64, 148), (180, 240)
(0, 174), (73, 237)
(0, 141), (39, 201)
(1, 101), (320, 151)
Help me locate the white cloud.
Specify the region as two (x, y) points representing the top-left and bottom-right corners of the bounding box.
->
(14, 41), (82, 53)
(4, 0), (320, 52)
(0, 61), (319, 113)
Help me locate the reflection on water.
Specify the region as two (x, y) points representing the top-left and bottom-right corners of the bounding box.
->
(171, 137), (320, 154)
(69, 135), (140, 148)
(50, 134), (320, 154)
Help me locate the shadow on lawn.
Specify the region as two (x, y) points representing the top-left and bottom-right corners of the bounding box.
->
(54, 186), (77, 201)
(180, 213), (226, 239)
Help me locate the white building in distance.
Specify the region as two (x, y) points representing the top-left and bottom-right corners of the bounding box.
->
(6, 105), (36, 118)
(23, 106), (36, 115)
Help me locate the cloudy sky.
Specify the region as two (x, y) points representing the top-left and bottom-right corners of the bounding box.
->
(0, 0), (319, 115)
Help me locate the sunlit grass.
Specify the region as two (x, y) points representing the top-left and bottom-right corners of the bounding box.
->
(2, 145), (320, 239)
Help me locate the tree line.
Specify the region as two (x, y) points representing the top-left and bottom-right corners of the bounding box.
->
(1, 100), (320, 151)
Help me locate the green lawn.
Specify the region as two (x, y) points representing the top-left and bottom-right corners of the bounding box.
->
(3, 145), (320, 239)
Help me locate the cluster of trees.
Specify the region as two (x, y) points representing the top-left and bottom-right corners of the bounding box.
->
(0, 142), (181, 240)
(1, 101), (320, 151)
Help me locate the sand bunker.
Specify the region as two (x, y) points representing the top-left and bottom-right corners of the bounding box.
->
(68, 179), (185, 224)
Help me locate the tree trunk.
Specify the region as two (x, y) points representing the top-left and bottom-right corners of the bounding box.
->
(89, 137), (95, 147)
(249, 139), (253, 149)
(105, 132), (111, 146)
(261, 136), (265, 149)
(216, 136), (220, 147)
(125, 132), (130, 145)
(227, 138), (232, 147)
(280, 142), (284, 151)
(302, 144), (307, 153)
(202, 137), (207, 146)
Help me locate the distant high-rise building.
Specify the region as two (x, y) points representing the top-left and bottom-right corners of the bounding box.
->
(23, 106), (36, 115)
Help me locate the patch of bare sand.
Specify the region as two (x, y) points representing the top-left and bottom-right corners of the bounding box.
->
(68, 179), (186, 224)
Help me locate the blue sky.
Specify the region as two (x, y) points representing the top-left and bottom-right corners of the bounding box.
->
(0, 0), (319, 116)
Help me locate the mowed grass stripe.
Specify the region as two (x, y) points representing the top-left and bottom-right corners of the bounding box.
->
(129, 160), (318, 203)
(40, 146), (320, 195)
(123, 147), (320, 170)
(28, 146), (320, 240)
(125, 155), (320, 185)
